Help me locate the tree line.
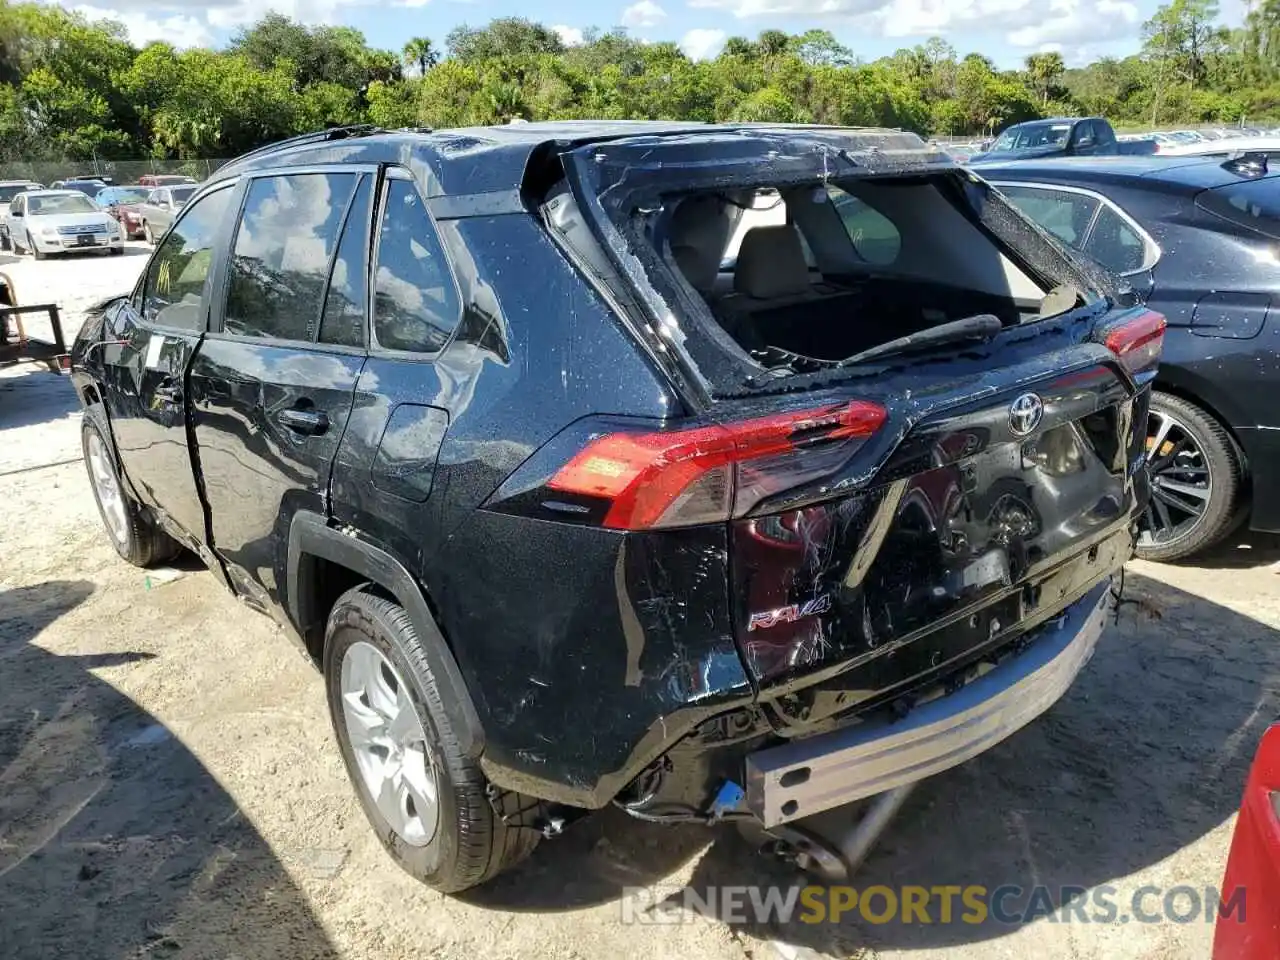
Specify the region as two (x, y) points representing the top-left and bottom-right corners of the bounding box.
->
(1, 0), (1278, 163)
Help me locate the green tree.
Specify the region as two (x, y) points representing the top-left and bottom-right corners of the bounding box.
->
(402, 37), (439, 76)
(1025, 51), (1066, 105)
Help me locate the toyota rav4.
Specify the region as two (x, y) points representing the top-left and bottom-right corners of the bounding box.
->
(70, 122), (1161, 892)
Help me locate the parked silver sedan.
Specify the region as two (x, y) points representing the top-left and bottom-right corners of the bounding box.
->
(138, 185), (198, 245)
(4, 190), (124, 259)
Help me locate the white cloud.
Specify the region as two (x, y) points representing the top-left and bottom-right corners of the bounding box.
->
(680, 27), (726, 60)
(71, 4), (214, 46)
(621, 0), (667, 28)
(685, 0), (1145, 50)
(552, 24), (585, 46)
(1008, 0), (1139, 48)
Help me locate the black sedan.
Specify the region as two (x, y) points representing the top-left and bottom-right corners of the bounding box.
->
(976, 155), (1280, 561)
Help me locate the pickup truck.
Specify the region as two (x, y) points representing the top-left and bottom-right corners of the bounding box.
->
(969, 117), (1157, 165)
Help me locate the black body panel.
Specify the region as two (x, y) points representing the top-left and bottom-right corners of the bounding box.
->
(68, 124), (1149, 813)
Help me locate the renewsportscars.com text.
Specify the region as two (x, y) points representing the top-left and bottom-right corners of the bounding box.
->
(620, 884), (1247, 926)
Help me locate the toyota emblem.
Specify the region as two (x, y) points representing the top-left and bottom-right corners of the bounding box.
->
(1008, 393), (1044, 437)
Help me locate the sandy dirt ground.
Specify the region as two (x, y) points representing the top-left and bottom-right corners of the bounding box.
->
(2, 247), (1279, 960)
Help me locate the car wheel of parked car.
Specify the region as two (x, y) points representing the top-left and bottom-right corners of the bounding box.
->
(28, 232), (45, 260)
(323, 585), (541, 892)
(143, 222), (154, 246)
(82, 407), (182, 567)
(1136, 391), (1244, 563)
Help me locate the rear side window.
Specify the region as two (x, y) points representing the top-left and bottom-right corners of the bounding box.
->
(223, 173), (357, 341)
(999, 185), (1100, 246)
(1197, 178), (1280, 240)
(826, 186), (901, 265)
(319, 176), (373, 348)
(141, 186), (234, 331)
(372, 178), (460, 353)
(1084, 205), (1148, 274)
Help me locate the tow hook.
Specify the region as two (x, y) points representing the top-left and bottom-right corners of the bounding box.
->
(739, 782), (916, 884)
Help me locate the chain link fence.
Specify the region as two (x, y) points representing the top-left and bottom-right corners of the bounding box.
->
(0, 158), (230, 185)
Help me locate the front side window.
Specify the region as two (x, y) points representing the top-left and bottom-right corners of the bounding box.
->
(223, 173), (357, 341)
(999, 185), (1101, 247)
(141, 186), (234, 331)
(372, 178), (460, 353)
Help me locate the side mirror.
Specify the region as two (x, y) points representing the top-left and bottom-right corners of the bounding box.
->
(11, 210), (22, 218)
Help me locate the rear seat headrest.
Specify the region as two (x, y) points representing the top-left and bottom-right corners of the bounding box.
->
(669, 196), (728, 294)
(734, 225), (810, 300)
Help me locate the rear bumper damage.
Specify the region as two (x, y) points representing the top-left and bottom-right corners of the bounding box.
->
(744, 579), (1112, 827)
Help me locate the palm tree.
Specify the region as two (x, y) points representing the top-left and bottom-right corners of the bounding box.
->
(401, 37), (438, 77)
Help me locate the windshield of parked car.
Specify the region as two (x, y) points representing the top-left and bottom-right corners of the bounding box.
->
(994, 123), (1072, 151)
(171, 186), (197, 206)
(58, 181), (105, 197)
(98, 187), (149, 205)
(27, 194), (98, 215)
(0, 184), (36, 203)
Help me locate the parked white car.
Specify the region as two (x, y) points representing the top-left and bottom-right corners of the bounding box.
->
(4, 189), (124, 259)
(1156, 135), (1280, 159)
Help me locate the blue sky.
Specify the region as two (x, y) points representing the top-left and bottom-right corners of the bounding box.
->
(57, 0), (1253, 70)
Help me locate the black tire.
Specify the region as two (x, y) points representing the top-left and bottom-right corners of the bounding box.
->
(29, 233), (45, 260)
(108, 247), (123, 256)
(323, 586), (541, 892)
(143, 222), (154, 246)
(81, 406), (182, 568)
(1136, 391), (1244, 563)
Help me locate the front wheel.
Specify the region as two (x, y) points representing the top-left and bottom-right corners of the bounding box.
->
(324, 586), (540, 892)
(1136, 391), (1245, 562)
(29, 233), (45, 260)
(143, 222), (154, 246)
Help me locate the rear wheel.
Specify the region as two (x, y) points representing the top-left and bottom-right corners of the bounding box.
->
(82, 407), (181, 568)
(1136, 391), (1244, 562)
(324, 586), (541, 892)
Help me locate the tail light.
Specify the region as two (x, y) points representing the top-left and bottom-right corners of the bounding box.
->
(1101, 309), (1166, 378)
(1214, 722), (1280, 959)
(545, 401), (886, 530)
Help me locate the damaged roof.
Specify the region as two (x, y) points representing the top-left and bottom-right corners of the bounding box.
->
(209, 121), (945, 199)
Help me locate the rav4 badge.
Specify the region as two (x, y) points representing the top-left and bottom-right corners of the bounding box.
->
(748, 595), (833, 631)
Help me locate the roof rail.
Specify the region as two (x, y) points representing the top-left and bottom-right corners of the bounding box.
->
(224, 125), (386, 168)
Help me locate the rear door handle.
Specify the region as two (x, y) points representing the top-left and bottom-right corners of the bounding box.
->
(277, 407), (329, 436)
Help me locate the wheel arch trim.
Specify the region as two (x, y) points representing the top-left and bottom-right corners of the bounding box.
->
(286, 511), (484, 758)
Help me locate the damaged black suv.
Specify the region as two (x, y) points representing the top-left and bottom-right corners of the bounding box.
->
(71, 122), (1161, 891)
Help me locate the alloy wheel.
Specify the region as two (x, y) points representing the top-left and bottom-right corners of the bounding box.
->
(340, 640), (439, 847)
(1139, 410), (1212, 548)
(86, 432), (129, 545)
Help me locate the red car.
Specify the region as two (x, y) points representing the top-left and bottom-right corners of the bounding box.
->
(136, 174), (196, 188)
(1214, 722), (1280, 958)
(93, 185), (152, 240)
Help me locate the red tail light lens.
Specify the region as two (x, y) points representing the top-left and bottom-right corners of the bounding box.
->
(547, 401), (887, 530)
(1103, 309), (1166, 377)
